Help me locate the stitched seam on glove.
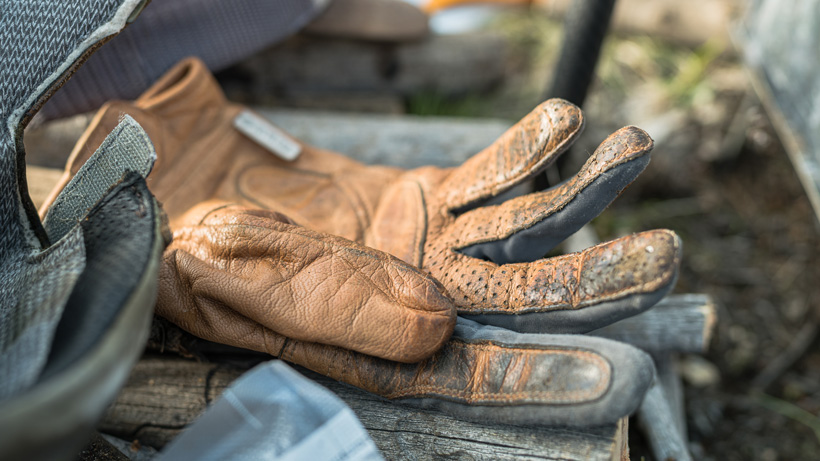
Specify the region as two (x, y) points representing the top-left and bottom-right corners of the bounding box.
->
(384, 342), (611, 404)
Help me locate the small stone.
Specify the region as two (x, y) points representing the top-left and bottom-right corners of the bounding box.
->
(680, 355), (721, 388)
(761, 447), (778, 461)
(646, 245), (655, 253)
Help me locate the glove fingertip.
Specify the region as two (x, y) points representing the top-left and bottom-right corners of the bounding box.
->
(387, 265), (457, 362)
(595, 125), (654, 164)
(540, 98), (585, 152)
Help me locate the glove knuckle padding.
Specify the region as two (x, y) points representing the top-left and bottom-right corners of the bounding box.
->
(158, 204), (455, 363)
(440, 99), (584, 212)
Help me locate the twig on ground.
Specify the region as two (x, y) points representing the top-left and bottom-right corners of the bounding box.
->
(752, 321), (818, 391)
(752, 392), (820, 444)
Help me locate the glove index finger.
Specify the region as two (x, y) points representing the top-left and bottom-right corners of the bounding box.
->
(440, 99), (583, 213)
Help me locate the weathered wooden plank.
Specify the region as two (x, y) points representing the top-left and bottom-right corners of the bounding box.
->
(101, 357), (627, 460)
(591, 294), (717, 354)
(24, 107), (511, 178)
(654, 353), (687, 440)
(260, 108), (511, 168)
(238, 33), (507, 100)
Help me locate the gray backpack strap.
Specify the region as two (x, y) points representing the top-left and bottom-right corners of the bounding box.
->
(0, 0), (148, 399)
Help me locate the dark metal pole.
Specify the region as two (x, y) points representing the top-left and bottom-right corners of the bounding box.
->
(537, 0), (617, 188)
(546, 0), (617, 107)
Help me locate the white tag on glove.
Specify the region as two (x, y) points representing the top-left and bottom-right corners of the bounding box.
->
(234, 110), (302, 161)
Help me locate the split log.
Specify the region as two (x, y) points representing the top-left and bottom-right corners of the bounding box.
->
(591, 294), (717, 354)
(101, 357), (629, 461)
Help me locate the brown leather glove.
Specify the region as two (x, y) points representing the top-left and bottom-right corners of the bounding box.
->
(49, 58), (681, 336)
(45, 58), (680, 425)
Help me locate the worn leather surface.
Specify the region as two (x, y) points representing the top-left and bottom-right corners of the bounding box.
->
(48, 58), (682, 335)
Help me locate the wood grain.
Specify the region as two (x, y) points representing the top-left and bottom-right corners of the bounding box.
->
(101, 357), (628, 460)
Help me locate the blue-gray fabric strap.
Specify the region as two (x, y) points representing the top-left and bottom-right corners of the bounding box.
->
(43, 116), (156, 242)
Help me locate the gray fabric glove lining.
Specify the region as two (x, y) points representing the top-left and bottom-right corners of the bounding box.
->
(460, 155), (650, 265)
(40, 172), (159, 380)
